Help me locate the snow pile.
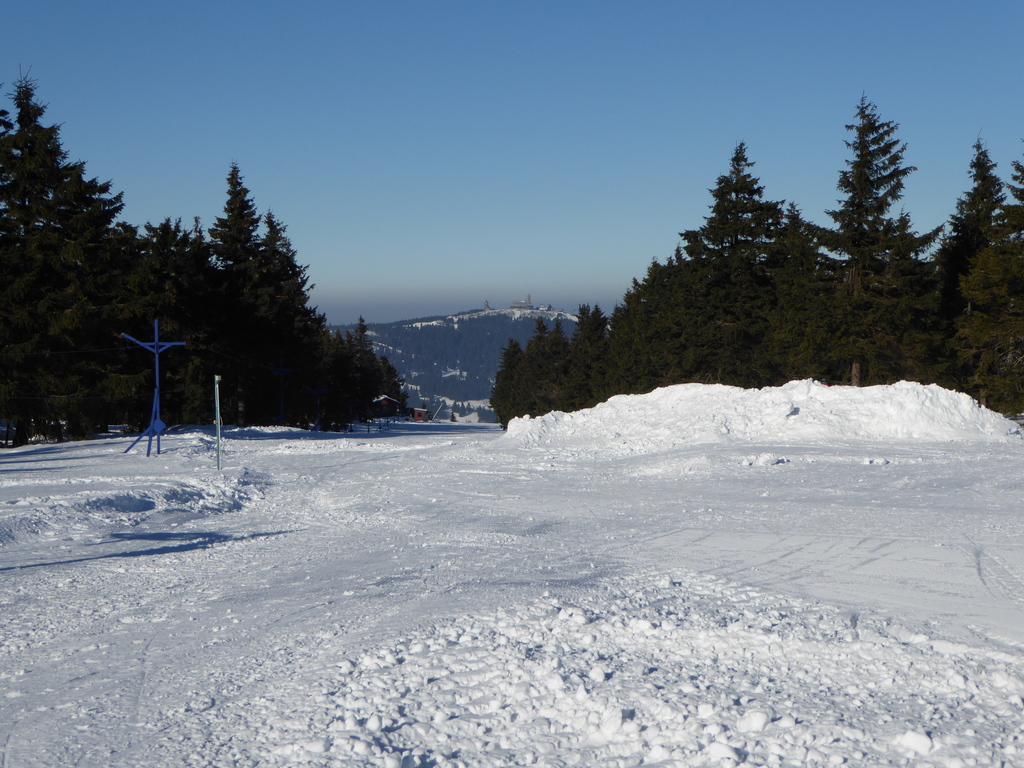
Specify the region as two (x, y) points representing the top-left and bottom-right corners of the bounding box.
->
(504, 380), (1020, 456)
(0, 470), (268, 545)
(202, 572), (1024, 767)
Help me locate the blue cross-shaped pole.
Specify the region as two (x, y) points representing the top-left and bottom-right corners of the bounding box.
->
(122, 319), (185, 456)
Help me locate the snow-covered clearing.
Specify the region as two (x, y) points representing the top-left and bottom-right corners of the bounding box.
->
(2, 380), (1024, 767)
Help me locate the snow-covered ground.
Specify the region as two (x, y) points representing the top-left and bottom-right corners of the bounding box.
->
(2, 380), (1024, 767)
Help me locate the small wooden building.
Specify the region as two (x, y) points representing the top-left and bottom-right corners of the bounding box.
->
(372, 395), (401, 419)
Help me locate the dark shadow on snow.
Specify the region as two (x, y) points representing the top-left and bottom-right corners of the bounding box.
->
(216, 422), (499, 441)
(0, 529), (294, 572)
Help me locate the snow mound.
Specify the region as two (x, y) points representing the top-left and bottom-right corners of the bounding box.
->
(503, 380), (1020, 456)
(205, 572), (1024, 767)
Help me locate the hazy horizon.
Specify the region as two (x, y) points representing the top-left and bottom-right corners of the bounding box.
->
(314, 289), (617, 326)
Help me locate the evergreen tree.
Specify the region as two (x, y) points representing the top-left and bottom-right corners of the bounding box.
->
(604, 144), (786, 394)
(135, 217), (217, 423)
(936, 141), (1004, 324)
(957, 147), (1024, 411)
(824, 97), (941, 385)
(603, 260), (681, 396)
(489, 319), (570, 425)
(935, 141), (1004, 389)
(255, 211), (326, 423)
(516, 319), (551, 417)
(768, 204), (840, 381)
(258, 213), (324, 351)
(318, 328), (356, 429)
(0, 83), (18, 437)
(206, 168), (325, 426)
(0, 77), (128, 443)
(490, 338), (525, 427)
(209, 163), (262, 273)
(207, 164), (264, 424)
(524, 317), (570, 415)
(675, 142), (786, 385)
(376, 355), (407, 410)
(342, 317), (386, 421)
(563, 304), (609, 411)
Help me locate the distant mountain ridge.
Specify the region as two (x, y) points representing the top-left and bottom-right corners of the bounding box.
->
(338, 303), (577, 422)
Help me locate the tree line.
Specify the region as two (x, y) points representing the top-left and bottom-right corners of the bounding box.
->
(0, 77), (404, 447)
(493, 98), (1024, 425)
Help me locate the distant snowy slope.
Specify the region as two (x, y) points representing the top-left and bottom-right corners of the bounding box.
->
(503, 379), (1021, 456)
(343, 306), (578, 420)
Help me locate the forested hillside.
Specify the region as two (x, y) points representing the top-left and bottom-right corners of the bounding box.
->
(0, 78), (403, 446)
(345, 307), (577, 421)
(493, 98), (1024, 425)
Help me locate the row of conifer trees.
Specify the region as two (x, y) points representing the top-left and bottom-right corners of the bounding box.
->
(492, 98), (1024, 426)
(0, 78), (404, 447)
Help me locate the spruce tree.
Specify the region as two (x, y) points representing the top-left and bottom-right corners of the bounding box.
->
(0, 84), (16, 436)
(824, 97), (941, 385)
(491, 338), (525, 427)
(136, 217), (218, 423)
(957, 147), (1024, 412)
(603, 260), (681, 396)
(343, 317), (386, 421)
(527, 317), (571, 414)
(676, 142), (786, 386)
(257, 211), (324, 359)
(768, 204), (840, 382)
(563, 304), (609, 411)
(0, 77), (127, 442)
(256, 211), (326, 423)
(318, 328), (356, 429)
(489, 319), (571, 424)
(207, 164), (272, 424)
(936, 141), (1004, 325)
(376, 355), (406, 410)
(934, 141), (1004, 389)
(209, 163), (261, 273)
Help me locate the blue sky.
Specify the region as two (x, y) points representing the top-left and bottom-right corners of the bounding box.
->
(7, 1), (1023, 323)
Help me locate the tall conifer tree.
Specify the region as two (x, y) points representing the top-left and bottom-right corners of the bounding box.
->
(0, 83), (16, 436)
(563, 304), (609, 411)
(957, 148), (1024, 411)
(207, 164), (267, 424)
(825, 98), (940, 385)
(676, 143), (786, 385)
(769, 204), (839, 381)
(604, 259), (682, 395)
(0, 77), (127, 442)
(490, 338), (525, 427)
(257, 211), (324, 361)
(934, 142), (1004, 389)
(936, 141), (1004, 325)
(136, 217), (217, 423)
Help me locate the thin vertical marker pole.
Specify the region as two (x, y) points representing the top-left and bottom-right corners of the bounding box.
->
(153, 320), (161, 456)
(214, 374), (222, 471)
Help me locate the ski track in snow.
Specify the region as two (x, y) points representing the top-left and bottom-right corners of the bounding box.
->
(2, 381), (1024, 767)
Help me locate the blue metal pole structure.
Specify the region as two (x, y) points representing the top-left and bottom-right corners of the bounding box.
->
(122, 319), (186, 456)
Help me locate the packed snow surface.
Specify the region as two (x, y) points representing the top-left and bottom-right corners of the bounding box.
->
(3, 381), (1024, 767)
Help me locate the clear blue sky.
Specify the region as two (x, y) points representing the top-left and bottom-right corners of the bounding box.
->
(7, 1), (1023, 324)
